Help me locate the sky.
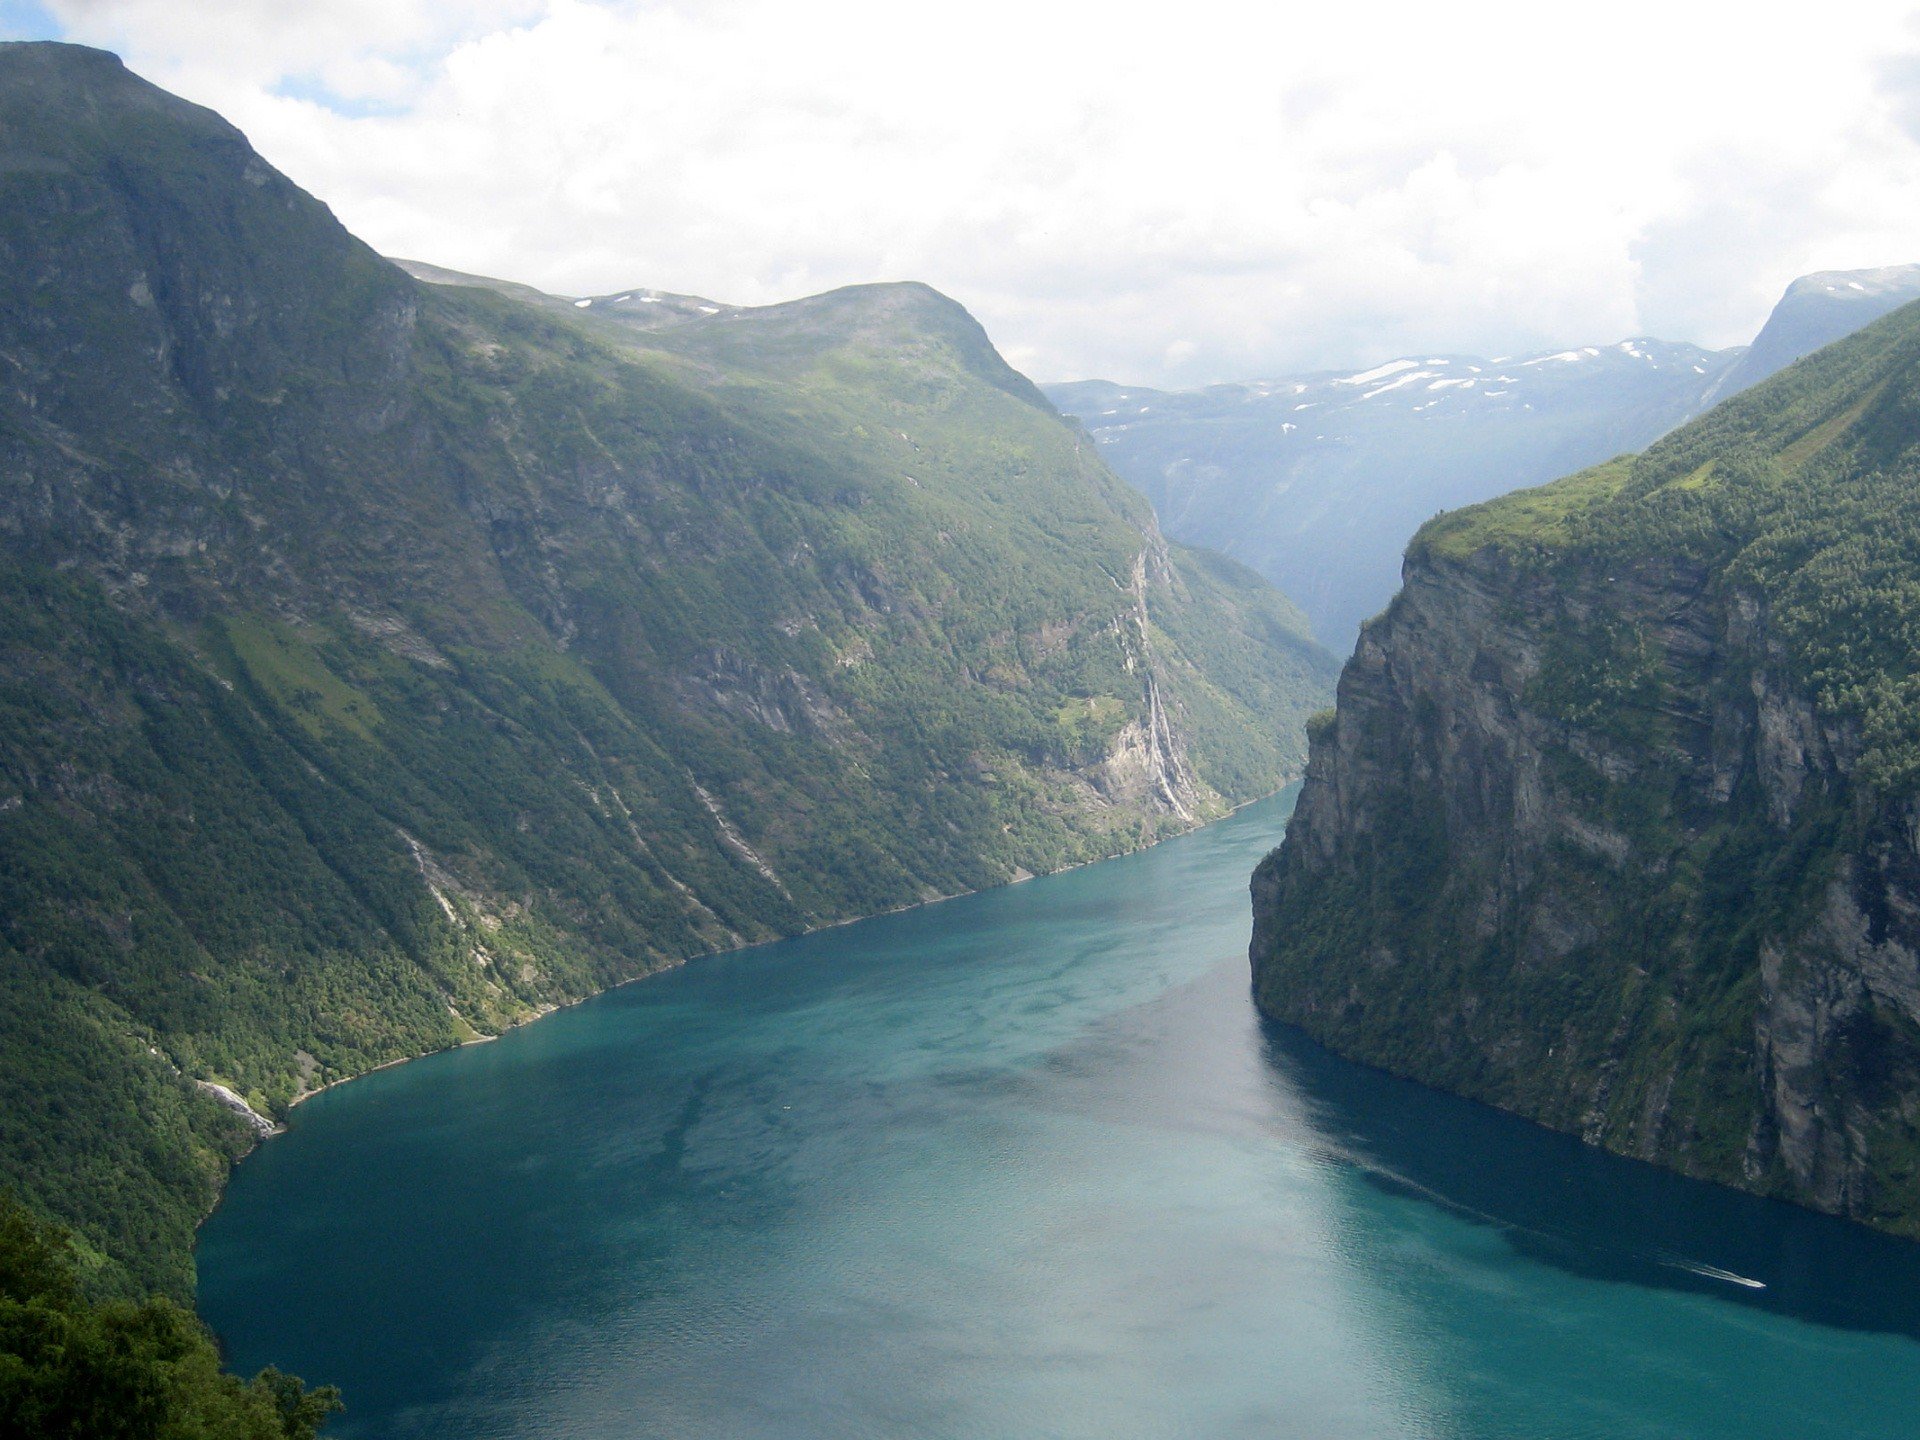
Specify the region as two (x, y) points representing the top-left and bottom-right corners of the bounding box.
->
(8, 0), (1920, 387)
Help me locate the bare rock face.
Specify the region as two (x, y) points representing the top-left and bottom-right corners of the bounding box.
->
(1253, 540), (1920, 1234)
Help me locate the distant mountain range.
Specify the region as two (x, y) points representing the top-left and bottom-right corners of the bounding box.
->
(1049, 264), (1920, 650)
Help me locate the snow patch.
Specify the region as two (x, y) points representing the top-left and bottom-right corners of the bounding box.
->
(1361, 371), (1433, 399)
(573, 298), (592, 308)
(1339, 358), (1420, 386)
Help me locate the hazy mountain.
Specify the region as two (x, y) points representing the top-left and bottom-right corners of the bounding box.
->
(1050, 265), (1920, 651)
(1049, 341), (1736, 649)
(0, 42), (1334, 1297)
(1704, 263), (1920, 399)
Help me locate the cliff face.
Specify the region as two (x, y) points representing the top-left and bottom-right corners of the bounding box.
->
(1253, 300), (1920, 1233)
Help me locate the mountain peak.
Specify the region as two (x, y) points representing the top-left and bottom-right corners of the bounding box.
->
(0, 38), (129, 78)
(0, 39), (232, 154)
(692, 280), (1052, 409)
(0, 42), (416, 575)
(0, 38), (122, 66)
(399, 261), (1050, 413)
(1781, 262), (1920, 302)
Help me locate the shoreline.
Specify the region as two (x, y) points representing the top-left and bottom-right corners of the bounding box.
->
(195, 776), (1301, 1238)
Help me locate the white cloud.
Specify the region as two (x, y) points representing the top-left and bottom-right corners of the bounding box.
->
(26, 0), (1920, 385)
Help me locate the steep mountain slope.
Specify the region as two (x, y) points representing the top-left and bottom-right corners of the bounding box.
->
(1051, 266), (1920, 652)
(1251, 295), (1920, 1234)
(0, 42), (1336, 1297)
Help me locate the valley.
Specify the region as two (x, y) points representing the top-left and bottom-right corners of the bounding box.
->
(3, 20), (1920, 1440)
(200, 790), (1920, 1440)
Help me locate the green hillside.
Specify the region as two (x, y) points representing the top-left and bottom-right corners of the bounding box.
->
(0, 42), (1335, 1299)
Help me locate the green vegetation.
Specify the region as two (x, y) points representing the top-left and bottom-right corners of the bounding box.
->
(0, 40), (1337, 1312)
(1413, 455), (1636, 562)
(1525, 616), (1668, 744)
(0, 1194), (339, 1437)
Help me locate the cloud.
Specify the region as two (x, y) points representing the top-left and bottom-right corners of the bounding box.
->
(21, 0), (1920, 385)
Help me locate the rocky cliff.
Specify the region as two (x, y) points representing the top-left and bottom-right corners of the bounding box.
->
(1253, 298), (1920, 1234)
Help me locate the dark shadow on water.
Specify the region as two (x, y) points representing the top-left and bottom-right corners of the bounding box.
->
(1258, 1018), (1920, 1342)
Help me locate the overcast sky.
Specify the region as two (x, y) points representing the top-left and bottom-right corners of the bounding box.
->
(8, 0), (1920, 386)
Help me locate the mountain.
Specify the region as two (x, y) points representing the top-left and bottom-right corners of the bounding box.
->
(1251, 293), (1920, 1235)
(0, 42), (1336, 1298)
(1704, 263), (1920, 400)
(1049, 265), (1920, 652)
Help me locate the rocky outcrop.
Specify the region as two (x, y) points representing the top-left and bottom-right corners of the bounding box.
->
(193, 1080), (279, 1138)
(1252, 539), (1920, 1234)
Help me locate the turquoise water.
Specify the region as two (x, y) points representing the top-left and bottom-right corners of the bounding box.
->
(198, 790), (1920, 1438)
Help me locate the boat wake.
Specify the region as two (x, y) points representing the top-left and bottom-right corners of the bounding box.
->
(1313, 1140), (1773, 1293)
(1658, 1256), (1767, 1290)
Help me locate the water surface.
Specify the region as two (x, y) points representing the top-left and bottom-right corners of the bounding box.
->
(199, 790), (1920, 1438)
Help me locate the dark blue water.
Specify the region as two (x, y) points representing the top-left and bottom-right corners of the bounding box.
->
(198, 790), (1920, 1438)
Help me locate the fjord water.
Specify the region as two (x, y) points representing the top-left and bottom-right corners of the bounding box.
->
(199, 790), (1920, 1439)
